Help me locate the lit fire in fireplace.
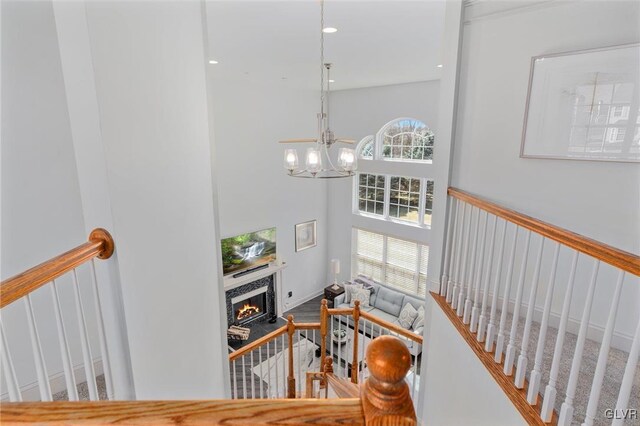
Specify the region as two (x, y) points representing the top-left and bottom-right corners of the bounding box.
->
(237, 303), (260, 321)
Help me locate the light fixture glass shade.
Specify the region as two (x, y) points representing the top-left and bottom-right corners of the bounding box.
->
(284, 149), (299, 171)
(306, 148), (322, 174)
(338, 148), (357, 171)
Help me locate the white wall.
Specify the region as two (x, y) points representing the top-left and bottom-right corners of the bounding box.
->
(327, 81), (441, 283)
(80, 0), (228, 399)
(209, 77), (329, 310)
(453, 0), (640, 254)
(421, 297), (528, 426)
(451, 0), (640, 346)
(0, 0), (102, 399)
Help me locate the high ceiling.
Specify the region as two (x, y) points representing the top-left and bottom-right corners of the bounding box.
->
(205, 1), (446, 91)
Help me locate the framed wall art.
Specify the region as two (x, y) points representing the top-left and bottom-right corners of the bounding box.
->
(521, 43), (640, 162)
(295, 220), (317, 252)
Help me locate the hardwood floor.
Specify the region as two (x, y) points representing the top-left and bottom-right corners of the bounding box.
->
(284, 294), (324, 323)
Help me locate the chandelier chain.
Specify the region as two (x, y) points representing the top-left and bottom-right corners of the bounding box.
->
(320, 0), (325, 132)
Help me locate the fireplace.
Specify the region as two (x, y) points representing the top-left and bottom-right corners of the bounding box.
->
(232, 290), (267, 325)
(225, 275), (275, 327)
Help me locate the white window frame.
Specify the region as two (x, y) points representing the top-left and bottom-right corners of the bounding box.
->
(376, 117), (434, 164)
(354, 173), (434, 229)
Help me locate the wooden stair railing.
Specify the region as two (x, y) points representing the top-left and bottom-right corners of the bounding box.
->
(437, 187), (640, 426)
(228, 299), (423, 401)
(1, 336), (417, 425)
(0, 229), (117, 402)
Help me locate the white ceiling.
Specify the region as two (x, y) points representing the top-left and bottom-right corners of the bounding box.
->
(205, 1), (446, 91)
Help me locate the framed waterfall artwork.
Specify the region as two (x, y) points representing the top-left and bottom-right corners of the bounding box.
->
(295, 220), (317, 252)
(520, 43), (640, 162)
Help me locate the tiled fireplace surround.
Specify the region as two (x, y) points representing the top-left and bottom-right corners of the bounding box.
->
(225, 275), (276, 327)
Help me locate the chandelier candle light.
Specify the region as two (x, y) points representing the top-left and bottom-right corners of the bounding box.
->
(280, 0), (357, 179)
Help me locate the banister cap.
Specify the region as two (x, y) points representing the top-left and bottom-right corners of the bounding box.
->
(366, 336), (411, 384)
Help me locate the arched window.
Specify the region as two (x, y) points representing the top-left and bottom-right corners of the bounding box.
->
(357, 135), (374, 159)
(378, 118), (434, 162)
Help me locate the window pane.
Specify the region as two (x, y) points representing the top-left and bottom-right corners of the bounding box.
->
(353, 229), (426, 298)
(388, 176), (420, 223)
(355, 229), (384, 282)
(381, 119), (435, 162)
(424, 180), (434, 227)
(358, 173), (385, 216)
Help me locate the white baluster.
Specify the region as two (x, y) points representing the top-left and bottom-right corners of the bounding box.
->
(485, 220), (507, 352)
(297, 330), (302, 395)
(452, 203), (469, 308)
(582, 270), (625, 426)
(457, 206), (474, 315)
(90, 260), (113, 399)
(24, 295), (52, 401)
(0, 320), (22, 401)
(495, 226), (519, 363)
(446, 200), (460, 299)
(232, 358), (237, 399)
(612, 309), (640, 426)
(72, 269), (98, 400)
(446, 201), (467, 302)
(250, 350), (255, 398)
(411, 358), (417, 399)
(441, 198), (458, 295)
(514, 237), (544, 388)
(259, 345), (264, 398)
(558, 261), (600, 426)
(504, 231), (531, 376)
(540, 251), (579, 422)
(267, 337), (280, 398)
(281, 335), (286, 397)
(470, 212), (488, 331)
(447, 201), (463, 303)
(457, 209), (480, 324)
(463, 209), (481, 323)
(527, 243), (560, 404)
(242, 355), (247, 399)
(477, 215), (498, 341)
(50, 280), (78, 401)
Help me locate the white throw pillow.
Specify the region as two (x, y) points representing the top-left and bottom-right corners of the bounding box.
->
(412, 306), (425, 330)
(398, 302), (418, 329)
(350, 287), (371, 308)
(343, 283), (360, 304)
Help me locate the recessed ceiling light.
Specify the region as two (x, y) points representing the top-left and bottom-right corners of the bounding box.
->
(437, 64), (443, 68)
(329, 79), (335, 83)
(209, 60), (219, 65)
(322, 27), (338, 33)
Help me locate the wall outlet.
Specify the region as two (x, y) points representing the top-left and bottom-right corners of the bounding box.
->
(288, 291), (292, 298)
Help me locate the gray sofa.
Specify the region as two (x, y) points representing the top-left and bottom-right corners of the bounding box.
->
(333, 276), (425, 356)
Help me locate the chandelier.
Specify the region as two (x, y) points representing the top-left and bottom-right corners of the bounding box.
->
(280, 0), (357, 179)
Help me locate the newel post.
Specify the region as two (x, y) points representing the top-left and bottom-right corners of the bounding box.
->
(361, 336), (416, 426)
(351, 299), (361, 383)
(320, 299), (328, 373)
(286, 315), (296, 398)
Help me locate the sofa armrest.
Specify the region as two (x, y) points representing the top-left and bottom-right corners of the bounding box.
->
(334, 293), (346, 306)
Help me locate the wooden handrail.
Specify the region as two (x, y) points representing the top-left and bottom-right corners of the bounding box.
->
(360, 311), (423, 344)
(326, 373), (360, 398)
(228, 325), (287, 361)
(0, 228), (115, 309)
(0, 399), (366, 425)
(448, 187), (640, 276)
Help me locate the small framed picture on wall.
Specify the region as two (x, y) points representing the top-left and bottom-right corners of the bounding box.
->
(295, 220), (317, 252)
